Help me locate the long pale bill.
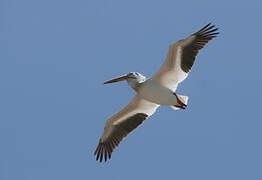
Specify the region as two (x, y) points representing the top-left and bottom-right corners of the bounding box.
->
(103, 75), (128, 84)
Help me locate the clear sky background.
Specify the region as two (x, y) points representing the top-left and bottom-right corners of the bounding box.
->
(1, 0), (262, 179)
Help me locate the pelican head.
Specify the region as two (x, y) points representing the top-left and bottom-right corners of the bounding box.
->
(104, 72), (146, 91)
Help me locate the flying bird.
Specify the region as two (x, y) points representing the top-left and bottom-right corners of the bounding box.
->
(94, 23), (219, 162)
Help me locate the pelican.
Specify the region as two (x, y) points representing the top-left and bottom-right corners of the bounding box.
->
(94, 23), (219, 162)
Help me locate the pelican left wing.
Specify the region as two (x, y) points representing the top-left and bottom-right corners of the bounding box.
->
(94, 95), (159, 162)
(152, 23), (219, 91)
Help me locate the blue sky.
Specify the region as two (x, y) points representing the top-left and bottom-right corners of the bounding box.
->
(1, 0), (262, 179)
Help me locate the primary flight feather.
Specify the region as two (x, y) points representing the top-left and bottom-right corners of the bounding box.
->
(95, 23), (219, 162)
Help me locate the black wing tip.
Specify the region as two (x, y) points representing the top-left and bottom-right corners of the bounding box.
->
(180, 23), (219, 73)
(198, 23), (220, 37)
(94, 113), (149, 163)
(94, 140), (113, 163)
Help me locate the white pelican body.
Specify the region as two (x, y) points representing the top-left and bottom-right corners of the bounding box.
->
(95, 23), (219, 162)
(136, 79), (179, 105)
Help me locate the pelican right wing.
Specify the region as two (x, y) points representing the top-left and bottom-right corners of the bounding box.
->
(152, 23), (219, 91)
(94, 95), (159, 162)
